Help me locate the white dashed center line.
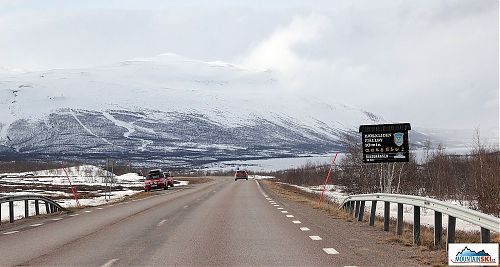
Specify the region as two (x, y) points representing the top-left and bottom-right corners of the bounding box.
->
(2, 231), (19, 235)
(51, 218), (63, 221)
(300, 227), (310, 231)
(184, 205), (189, 208)
(97, 207), (104, 210)
(273, 205), (280, 207)
(286, 215), (294, 218)
(292, 221), (301, 224)
(309, 236), (322, 240)
(157, 219), (167, 227)
(323, 248), (340, 255)
(84, 210), (92, 213)
(30, 223), (44, 227)
(277, 208), (284, 210)
(69, 214), (80, 217)
(281, 211), (288, 213)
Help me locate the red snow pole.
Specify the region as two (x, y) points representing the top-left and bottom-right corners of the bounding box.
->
(318, 152), (339, 207)
(63, 167), (80, 208)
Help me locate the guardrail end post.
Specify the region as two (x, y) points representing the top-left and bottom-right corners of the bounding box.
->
(447, 216), (456, 248)
(413, 206), (421, 245)
(357, 201), (365, 221)
(369, 200), (377, 226)
(480, 228), (490, 243)
(397, 203), (403, 235)
(9, 201), (14, 223)
(434, 211), (442, 249)
(383, 201), (390, 231)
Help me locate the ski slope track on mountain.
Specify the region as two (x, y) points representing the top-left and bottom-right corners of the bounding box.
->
(0, 54), (428, 166)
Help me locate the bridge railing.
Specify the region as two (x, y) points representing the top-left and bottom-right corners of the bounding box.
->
(340, 193), (500, 249)
(0, 195), (67, 224)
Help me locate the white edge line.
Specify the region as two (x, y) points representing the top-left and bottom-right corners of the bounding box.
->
(309, 235), (322, 240)
(323, 248), (340, 255)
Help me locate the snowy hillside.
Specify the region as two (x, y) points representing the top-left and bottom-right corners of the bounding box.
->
(0, 53), (412, 166)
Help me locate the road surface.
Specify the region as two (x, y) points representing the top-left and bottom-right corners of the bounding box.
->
(0, 177), (422, 266)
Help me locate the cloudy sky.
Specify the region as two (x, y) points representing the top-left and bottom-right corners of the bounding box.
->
(0, 0), (498, 134)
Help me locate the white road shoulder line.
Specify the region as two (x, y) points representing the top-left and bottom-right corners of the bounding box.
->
(2, 231), (19, 235)
(30, 223), (44, 227)
(101, 258), (119, 267)
(323, 248), (340, 255)
(309, 235), (322, 240)
(292, 220), (301, 224)
(300, 227), (310, 231)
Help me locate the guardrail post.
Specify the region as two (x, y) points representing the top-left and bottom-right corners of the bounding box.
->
(357, 201), (365, 221)
(397, 203), (404, 235)
(413, 206), (420, 245)
(434, 211), (442, 249)
(45, 201), (50, 214)
(35, 200), (39, 215)
(480, 228), (490, 243)
(383, 201), (390, 231)
(0, 203), (2, 225)
(25, 199), (29, 218)
(354, 201), (360, 218)
(350, 201), (355, 216)
(369, 200), (377, 226)
(9, 201), (14, 223)
(447, 216), (456, 246)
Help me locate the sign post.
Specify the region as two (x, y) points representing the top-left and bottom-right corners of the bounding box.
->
(359, 123), (411, 163)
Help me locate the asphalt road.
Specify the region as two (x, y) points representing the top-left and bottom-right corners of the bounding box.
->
(0, 177), (422, 266)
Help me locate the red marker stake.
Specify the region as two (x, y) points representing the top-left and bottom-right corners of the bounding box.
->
(63, 167), (80, 208)
(318, 152), (339, 207)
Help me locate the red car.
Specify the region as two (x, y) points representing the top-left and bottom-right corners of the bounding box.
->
(234, 170), (249, 181)
(144, 169), (168, 191)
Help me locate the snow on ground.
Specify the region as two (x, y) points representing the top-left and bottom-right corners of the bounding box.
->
(0, 166), (190, 222)
(279, 182), (483, 232)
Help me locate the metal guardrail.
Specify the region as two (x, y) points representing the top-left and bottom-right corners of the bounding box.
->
(341, 193), (500, 248)
(0, 195), (67, 224)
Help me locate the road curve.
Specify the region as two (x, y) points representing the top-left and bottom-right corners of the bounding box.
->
(0, 177), (421, 266)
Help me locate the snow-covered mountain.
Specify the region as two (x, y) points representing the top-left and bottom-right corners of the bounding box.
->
(0, 54), (419, 167)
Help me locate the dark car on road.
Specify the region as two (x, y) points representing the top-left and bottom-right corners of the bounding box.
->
(234, 170), (249, 181)
(144, 169), (168, 191)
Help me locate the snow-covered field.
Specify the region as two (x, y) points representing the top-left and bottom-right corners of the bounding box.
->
(0, 165), (189, 222)
(281, 183), (484, 232)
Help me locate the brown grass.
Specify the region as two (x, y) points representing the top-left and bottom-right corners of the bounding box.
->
(261, 179), (499, 267)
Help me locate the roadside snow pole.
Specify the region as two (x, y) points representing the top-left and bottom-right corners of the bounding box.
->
(63, 167), (80, 208)
(318, 152), (339, 207)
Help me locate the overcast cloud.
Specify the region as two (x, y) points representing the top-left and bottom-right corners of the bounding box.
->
(0, 0), (498, 134)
